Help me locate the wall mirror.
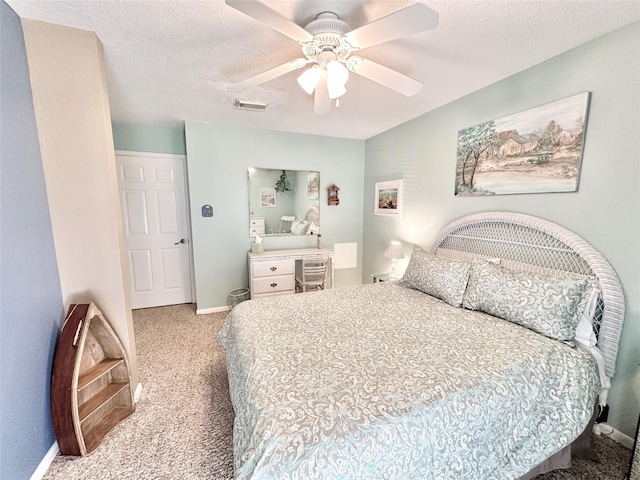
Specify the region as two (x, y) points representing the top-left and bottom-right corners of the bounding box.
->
(248, 168), (320, 237)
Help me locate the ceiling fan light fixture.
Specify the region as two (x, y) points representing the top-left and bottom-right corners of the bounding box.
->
(297, 66), (322, 95)
(225, 0), (439, 113)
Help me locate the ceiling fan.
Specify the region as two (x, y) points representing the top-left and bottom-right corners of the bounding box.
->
(225, 0), (439, 115)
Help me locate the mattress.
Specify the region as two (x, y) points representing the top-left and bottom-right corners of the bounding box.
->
(218, 282), (600, 479)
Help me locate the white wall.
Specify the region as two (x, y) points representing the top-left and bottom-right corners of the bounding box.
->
(363, 22), (639, 437)
(23, 19), (138, 386)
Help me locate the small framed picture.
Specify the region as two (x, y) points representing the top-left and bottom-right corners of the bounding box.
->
(259, 187), (276, 207)
(307, 172), (320, 200)
(374, 180), (403, 217)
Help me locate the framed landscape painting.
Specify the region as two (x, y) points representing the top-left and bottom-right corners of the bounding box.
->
(374, 180), (403, 217)
(455, 92), (591, 196)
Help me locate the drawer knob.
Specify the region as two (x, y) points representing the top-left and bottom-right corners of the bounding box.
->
(270, 266), (277, 271)
(270, 282), (277, 288)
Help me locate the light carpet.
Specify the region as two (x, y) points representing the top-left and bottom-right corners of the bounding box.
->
(43, 303), (632, 479)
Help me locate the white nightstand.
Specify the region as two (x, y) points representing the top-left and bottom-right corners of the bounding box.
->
(371, 272), (393, 283)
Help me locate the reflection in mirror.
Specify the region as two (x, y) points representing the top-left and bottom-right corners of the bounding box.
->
(248, 168), (320, 237)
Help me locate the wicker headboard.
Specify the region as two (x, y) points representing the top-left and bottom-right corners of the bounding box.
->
(430, 212), (625, 378)
(304, 205), (320, 225)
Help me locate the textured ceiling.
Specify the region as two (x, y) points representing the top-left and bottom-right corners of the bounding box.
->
(7, 0), (640, 139)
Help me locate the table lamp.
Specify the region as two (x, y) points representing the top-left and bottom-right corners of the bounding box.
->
(384, 241), (404, 279)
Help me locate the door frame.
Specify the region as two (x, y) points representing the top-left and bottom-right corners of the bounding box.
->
(115, 150), (196, 305)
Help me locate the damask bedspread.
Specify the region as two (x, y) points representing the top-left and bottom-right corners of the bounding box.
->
(218, 283), (600, 479)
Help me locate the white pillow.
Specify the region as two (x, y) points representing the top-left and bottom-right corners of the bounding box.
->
(574, 283), (599, 347)
(291, 220), (308, 235)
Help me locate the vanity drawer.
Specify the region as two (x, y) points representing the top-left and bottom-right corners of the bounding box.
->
(251, 258), (294, 278)
(252, 275), (295, 295)
(250, 217), (265, 228)
(249, 217), (266, 238)
(250, 226), (265, 237)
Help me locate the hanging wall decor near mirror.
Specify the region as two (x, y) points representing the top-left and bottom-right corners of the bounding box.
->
(248, 167), (320, 237)
(327, 184), (340, 206)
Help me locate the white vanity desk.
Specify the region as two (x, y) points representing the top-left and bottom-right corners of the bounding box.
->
(248, 248), (335, 299)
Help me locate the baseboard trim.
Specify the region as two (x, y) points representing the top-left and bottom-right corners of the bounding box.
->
(30, 441), (59, 480)
(133, 382), (143, 403)
(597, 423), (634, 449)
(196, 306), (231, 314)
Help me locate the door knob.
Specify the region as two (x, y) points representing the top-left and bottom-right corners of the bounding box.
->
(174, 238), (186, 245)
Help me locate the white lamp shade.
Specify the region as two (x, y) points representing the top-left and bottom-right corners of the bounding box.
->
(326, 61), (349, 99)
(327, 82), (346, 99)
(297, 66), (322, 95)
(327, 60), (349, 84)
(298, 61), (349, 99)
(383, 241), (404, 259)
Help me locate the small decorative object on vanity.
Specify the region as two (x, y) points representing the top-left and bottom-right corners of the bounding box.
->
(384, 241), (404, 279)
(327, 184), (340, 206)
(251, 234), (264, 254)
(317, 233), (322, 249)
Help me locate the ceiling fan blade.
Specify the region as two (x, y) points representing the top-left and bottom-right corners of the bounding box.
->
(346, 56), (422, 96)
(225, 0), (315, 43)
(313, 73), (331, 115)
(229, 58), (310, 92)
(342, 3), (438, 50)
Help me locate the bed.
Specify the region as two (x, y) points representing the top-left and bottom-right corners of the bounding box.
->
(219, 212), (625, 479)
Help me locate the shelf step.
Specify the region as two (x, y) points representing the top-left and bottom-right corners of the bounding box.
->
(77, 358), (123, 391)
(83, 406), (134, 454)
(78, 382), (128, 422)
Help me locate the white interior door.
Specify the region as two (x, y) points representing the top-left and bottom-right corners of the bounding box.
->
(116, 151), (193, 309)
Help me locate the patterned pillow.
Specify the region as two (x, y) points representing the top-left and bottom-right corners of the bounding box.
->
(462, 259), (590, 342)
(398, 246), (471, 307)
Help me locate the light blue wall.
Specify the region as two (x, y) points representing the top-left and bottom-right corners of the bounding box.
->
(363, 22), (640, 437)
(112, 122), (186, 155)
(185, 122), (365, 310)
(0, 2), (65, 478)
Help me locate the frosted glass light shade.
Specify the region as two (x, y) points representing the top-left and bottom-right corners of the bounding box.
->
(297, 66), (322, 95)
(327, 60), (349, 84)
(327, 82), (346, 99)
(326, 61), (349, 99)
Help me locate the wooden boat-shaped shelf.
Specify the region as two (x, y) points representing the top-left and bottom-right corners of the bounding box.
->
(51, 303), (135, 456)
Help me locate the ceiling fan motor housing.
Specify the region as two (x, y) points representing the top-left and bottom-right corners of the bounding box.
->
(302, 12), (352, 64)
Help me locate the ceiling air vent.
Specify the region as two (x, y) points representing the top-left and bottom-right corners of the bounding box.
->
(235, 99), (268, 111)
